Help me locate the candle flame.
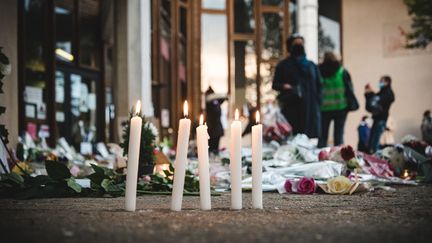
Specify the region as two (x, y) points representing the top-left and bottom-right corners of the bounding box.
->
(256, 111), (260, 124)
(183, 101), (188, 117)
(235, 109), (239, 120)
(199, 114), (204, 125)
(403, 169), (409, 178)
(135, 100), (141, 115)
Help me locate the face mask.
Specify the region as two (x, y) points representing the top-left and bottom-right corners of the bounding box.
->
(379, 82), (385, 89)
(290, 44), (305, 57)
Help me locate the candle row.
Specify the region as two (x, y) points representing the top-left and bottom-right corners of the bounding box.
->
(124, 100), (263, 212)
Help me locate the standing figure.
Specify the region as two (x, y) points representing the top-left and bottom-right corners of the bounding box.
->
(205, 87), (227, 155)
(357, 116), (370, 153)
(365, 76), (395, 153)
(421, 110), (432, 145)
(380, 116), (396, 147)
(318, 52), (358, 147)
(272, 34), (322, 138)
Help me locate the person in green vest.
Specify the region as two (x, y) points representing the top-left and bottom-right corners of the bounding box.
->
(318, 52), (358, 148)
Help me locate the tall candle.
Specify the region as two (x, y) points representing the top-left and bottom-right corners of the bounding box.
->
(230, 109), (242, 210)
(252, 111), (263, 209)
(171, 101), (191, 211)
(196, 114), (211, 210)
(125, 101), (143, 212)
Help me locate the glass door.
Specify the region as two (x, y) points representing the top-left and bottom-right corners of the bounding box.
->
(55, 67), (99, 150)
(229, 0), (290, 113)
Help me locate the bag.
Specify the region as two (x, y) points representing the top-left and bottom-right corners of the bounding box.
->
(342, 71), (359, 111)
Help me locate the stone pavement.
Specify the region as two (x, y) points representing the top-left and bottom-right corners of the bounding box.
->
(1, 185), (432, 243)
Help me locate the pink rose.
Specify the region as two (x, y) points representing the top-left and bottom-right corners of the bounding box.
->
(297, 177), (315, 194)
(318, 150), (329, 161)
(284, 179), (293, 193)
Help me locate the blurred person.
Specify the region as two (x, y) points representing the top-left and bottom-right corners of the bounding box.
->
(318, 52), (359, 147)
(365, 76), (395, 153)
(421, 110), (432, 144)
(380, 116), (396, 147)
(242, 103), (257, 137)
(205, 86), (227, 155)
(358, 115), (371, 152)
(272, 34), (322, 138)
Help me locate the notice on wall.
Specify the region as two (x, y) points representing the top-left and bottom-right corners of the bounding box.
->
(88, 93), (96, 111)
(80, 83), (89, 113)
(24, 86), (43, 105)
(25, 104), (36, 118)
(55, 71), (65, 103)
(71, 74), (82, 99)
(37, 103), (47, 120)
(56, 111), (65, 122)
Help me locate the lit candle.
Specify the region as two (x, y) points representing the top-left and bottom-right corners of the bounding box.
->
(230, 109), (242, 210)
(171, 101), (191, 211)
(196, 114), (211, 210)
(252, 111), (263, 209)
(125, 101), (143, 212)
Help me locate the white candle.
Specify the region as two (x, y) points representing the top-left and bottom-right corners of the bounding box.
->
(230, 109), (242, 210)
(125, 101), (143, 212)
(171, 101), (191, 211)
(252, 111), (263, 209)
(196, 114), (211, 210)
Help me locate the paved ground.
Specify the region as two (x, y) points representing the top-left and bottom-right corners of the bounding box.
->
(1, 185), (432, 243)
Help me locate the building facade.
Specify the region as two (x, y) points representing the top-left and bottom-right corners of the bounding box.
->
(1, 0), (430, 150)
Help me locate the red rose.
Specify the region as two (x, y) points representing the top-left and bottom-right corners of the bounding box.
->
(340, 145), (355, 161)
(284, 179), (293, 193)
(297, 177), (315, 194)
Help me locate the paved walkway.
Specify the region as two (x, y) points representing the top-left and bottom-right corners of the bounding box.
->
(1, 185), (432, 243)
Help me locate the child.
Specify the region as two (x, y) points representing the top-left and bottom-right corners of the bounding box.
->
(358, 116), (370, 152)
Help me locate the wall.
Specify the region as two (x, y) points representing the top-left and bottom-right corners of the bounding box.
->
(0, 0), (18, 147)
(342, 0), (432, 146)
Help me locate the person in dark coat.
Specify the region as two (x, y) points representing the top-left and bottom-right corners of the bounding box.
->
(365, 76), (395, 153)
(205, 87), (227, 154)
(272, 34), (322, 138)
(318, 52), (359, 147)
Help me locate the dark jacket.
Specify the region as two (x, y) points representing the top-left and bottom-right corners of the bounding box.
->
(272, 56), (322, 138)
(365, 86), (395, 121)
(205, 99), (224, 138)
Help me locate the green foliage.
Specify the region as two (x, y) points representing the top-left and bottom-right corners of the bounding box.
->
(404, 0), (432, 48)
(120, 112), (156, 175)
(0, 159), (204, 199)
(45, 160), (71, 180)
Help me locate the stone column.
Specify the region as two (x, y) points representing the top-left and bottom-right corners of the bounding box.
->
(113, 0), (153, 142)
(140, 0), (153, 117)
(297, 0), (319, 63)
(0, 0), (18, 147)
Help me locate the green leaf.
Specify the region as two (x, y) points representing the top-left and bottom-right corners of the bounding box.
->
(87, 172), (105, 185)
(45, 160), (71, 180)
(66, 178), (82, 193)
(90, 163), (105, 175)
(6, 172), (24, 185)
(101, 179), (124, 192)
